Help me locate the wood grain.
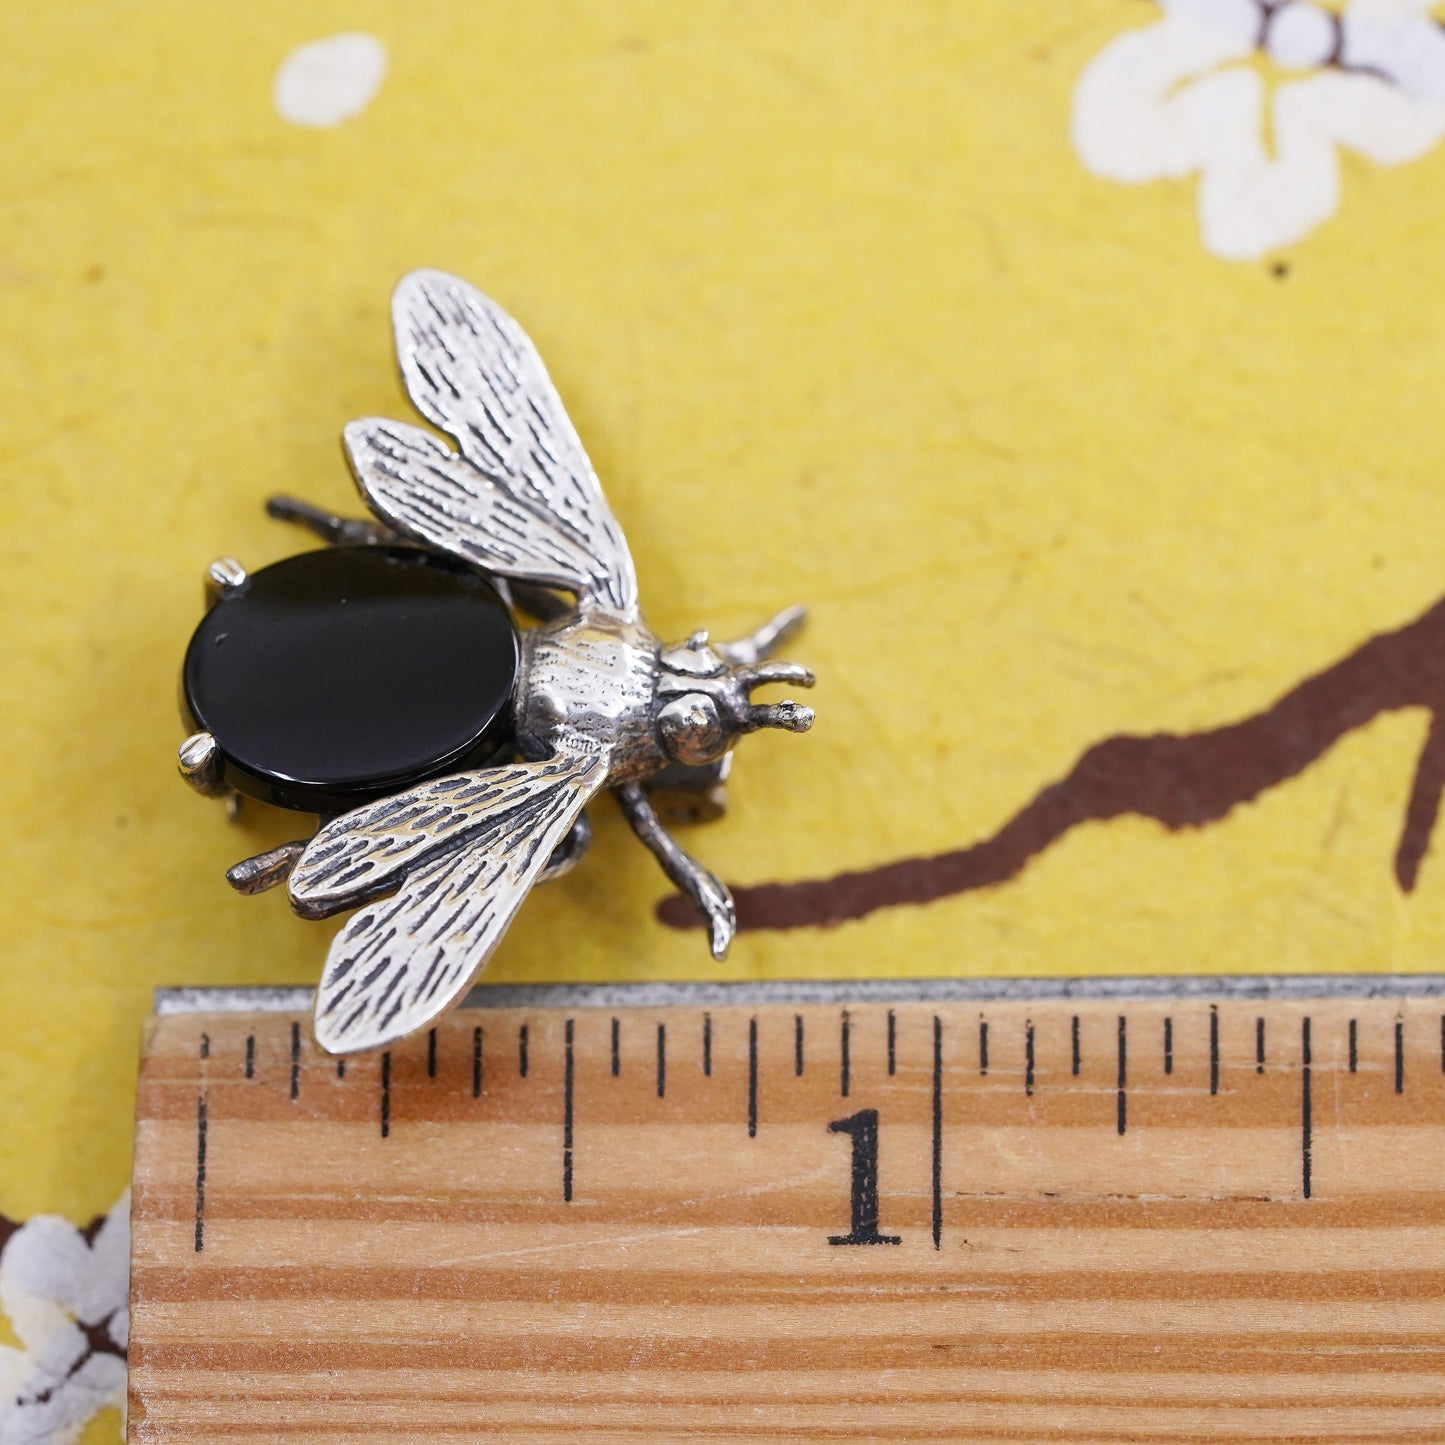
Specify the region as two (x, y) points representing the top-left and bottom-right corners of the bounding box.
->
(130, 995), (1445, 1442)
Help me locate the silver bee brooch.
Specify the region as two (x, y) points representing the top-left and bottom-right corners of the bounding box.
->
(177, 271), (815, 1053)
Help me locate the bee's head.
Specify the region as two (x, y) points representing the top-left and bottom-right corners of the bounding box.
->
(655, 629), (815, 767)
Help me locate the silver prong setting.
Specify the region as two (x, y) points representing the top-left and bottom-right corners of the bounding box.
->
(177, 731), (229, 797)
(204, 557), (247, 604)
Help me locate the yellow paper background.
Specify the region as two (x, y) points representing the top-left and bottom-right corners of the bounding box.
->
(5, 1), (1445, 1250)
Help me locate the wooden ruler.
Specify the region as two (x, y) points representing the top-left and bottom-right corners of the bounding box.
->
(130, 977), (1445, 1443)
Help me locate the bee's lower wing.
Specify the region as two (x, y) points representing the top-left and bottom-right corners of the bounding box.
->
(344, 419), (626, 607)
(289, 751), (604, 918)
(306, 755), (608, 1055)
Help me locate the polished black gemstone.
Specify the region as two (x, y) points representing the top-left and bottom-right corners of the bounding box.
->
(183, 546), (519, 812)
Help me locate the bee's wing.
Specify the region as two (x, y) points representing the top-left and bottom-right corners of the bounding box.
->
(345, 270), (638, 618)
(290, 750), (608, 1054)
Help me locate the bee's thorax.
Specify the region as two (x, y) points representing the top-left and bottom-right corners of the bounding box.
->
(514, 612), (666, 783)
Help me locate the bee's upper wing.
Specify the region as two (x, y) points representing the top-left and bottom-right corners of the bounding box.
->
(345, 270), (638, 618)
(290, 750), (608, 1054)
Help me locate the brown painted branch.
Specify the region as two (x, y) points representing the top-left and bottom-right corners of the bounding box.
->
(659, 593), (1445, 934)
(1396, 712), (1445, 892)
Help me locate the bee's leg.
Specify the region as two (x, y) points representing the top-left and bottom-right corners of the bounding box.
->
(643, 755), (732, 825)
(714, 604), (808, 667)
(226, 840), (309, 896)
(615, 784), (736, 960)
(505, 581), (572, 624)
(264, 495), (402, 547)
(538, 814), (592, 883)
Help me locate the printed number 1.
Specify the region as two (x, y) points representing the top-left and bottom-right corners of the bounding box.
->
(828, 1109), (901, 1246)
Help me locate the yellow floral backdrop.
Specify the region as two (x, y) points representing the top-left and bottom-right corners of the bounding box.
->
(4, 3), (1445, 1437)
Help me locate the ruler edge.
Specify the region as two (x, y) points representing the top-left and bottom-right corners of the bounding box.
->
(153, 973), (1445, 1016)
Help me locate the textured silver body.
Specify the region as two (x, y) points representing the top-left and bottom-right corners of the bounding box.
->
(184, 270), (815, 1056)
(514, 613), (666, 783)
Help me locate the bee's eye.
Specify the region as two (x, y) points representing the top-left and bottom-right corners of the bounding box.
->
(657, 692), (728, 766)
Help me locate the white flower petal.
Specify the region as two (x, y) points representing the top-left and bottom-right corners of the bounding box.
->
(0, 1283), (68, 1363)
(1, 1218), (95, 1321)
(14, 1309), (88, 1398)
(273, 33), (388, 129)
(1160, 0), (1261, 46)
(1073, 14), (1259, 183)
(108, 1300), (128, 1353)
(0, 1193), (130, 1349)
(0, 1342), (31, 1401)
(1343, 11), (1445, 105)
(0, 1192), (131, 1445)
(1267, 4), (1338, 70)
(1283, 70), (1445, 165)
(0, 1351), (126, 1445)
(74, 1191), (129, 1327)
(1195, 77), (1341, 260)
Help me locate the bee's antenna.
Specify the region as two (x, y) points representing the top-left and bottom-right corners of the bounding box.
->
(715, 605), (809, 667)
(743, 700), (815, 734)
(736, 662), (816, 691)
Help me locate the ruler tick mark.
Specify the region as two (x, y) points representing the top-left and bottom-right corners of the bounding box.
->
(519, 1024), (529, 1079)
(979, 1018), (989, 1077)
(193, 1093), (207, 1254)
(1302, 1016), (1313, 1200)
(748, 1018), (758, 1138)
(887, 1009), (896, 1076)
(1163, 1016), (1173, 1076)
(427, 1028), (437, 1079)
(610, 1016), (620, 1078)
(289, 1021), (300, 1100)
(656, 1023), (666, 1099)
(380, 1051), (391, 1139)
(1071, 1014), (1080, 1076)
(1116, 1015), (1127, 1136)
(931, 1015), (943, 1250)
(1256, 1016), (1266, 1075)
(244, 1034), (254, 1080)
(703, 1013), (712, 1077)
(563, 1018), (575, 1203)
(472, 1026), (483, 1098)
(1396, 1019), (1405, 1095)
(1349, 1018), (1358, 1074)
(794, 1014), (804, 1077)
(1025, 1020), (1035, 1097)
(1209, 1005), (1220, 1096)
(199, 1032), (209, 1060)
(840, 1010), (851, 1098)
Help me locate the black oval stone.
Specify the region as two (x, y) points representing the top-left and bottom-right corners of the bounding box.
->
(183, 546), (519, 813)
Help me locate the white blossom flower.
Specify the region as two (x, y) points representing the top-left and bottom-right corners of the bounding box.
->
(1073, 0), (1445, 259)
(0, 1194), (129, 1445)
